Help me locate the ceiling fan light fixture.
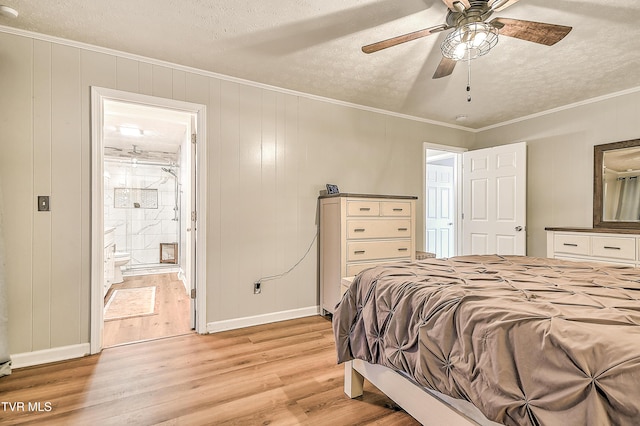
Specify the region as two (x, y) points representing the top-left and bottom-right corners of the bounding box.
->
(441, 22), (498, 61)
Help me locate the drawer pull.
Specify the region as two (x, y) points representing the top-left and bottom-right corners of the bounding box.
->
(393, 208), (403, 212)
(354, 250), (366, 254)
(397, 228), (408, 231)
(353, 228), (366, 232)
(563, 243), (578, 247)
(398, 248), (408, 252)
(359, 207), (371, 211)
(604, 246), (621, 250)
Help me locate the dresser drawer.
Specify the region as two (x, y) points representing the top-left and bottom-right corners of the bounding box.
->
(380, 201), (411, 217)
(347, 219), (411, 239)
(591, 236), (636, 261)
(347, 201), (380, 216)
(554, 234), (589, 256)
(346, 260), (408, 276)
(346, 262), (381, 276)
(347, 240), (411, 262)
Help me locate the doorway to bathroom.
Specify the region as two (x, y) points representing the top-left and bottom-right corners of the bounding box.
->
(91, 87), (207, 353)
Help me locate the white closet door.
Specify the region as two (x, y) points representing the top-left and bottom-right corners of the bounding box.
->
(462, 142), (527, 255)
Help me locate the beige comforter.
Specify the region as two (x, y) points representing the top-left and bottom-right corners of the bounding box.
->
(333, 255), (640, 425)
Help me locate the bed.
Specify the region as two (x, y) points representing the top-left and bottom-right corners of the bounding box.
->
(333, 255), (640, 425)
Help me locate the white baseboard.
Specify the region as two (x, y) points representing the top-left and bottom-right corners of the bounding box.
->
(206, 306), (320, 333)
(10, 308), (321, 367)
(178, 267), (189, 295)
(11, 343), (90, 369)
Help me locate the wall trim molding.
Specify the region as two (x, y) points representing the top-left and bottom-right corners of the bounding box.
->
(0, 24), (469, 132)
(475, 86), (640, 132)
(11, 344), (90, 369)
(1, 25), (640, 134)
(207, 306), (320, 334)
(10, 307), (320, 367)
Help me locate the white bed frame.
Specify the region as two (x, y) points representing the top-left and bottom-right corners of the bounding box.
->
(344, 359), (500, 426)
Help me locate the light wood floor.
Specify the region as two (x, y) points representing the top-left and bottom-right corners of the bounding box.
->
(103, 273), (192, 347)
(0, 316), (419, 425)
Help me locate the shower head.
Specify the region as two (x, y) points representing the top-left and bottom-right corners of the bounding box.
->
(162, 167), (178, 178)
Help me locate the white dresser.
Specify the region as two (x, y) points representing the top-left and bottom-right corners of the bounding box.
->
(546, 227), (640, 266)
(319, 194), (417, 314)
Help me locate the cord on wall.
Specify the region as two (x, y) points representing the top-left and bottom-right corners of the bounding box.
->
(253, 232), (318, 291)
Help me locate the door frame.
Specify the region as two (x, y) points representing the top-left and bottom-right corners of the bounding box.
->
(423, 143), (466, 257)
(90, 87), (208, 354)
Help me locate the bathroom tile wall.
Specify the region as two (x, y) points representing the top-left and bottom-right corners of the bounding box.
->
(104, 160), (180, 268)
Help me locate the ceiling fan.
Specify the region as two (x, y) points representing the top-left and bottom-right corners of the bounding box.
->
(128, 144), (145, 156)
(362, 0), (572, 79)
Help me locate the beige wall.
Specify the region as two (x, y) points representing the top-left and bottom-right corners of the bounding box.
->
(3, 27), (639, 360)
(474, 91), (640, 257)
(0, 31), (472, 355)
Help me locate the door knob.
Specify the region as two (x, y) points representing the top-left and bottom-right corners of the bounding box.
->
(515, 226), (523, 232)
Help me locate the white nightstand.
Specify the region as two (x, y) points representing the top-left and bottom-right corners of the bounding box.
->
(341, 276), (355, 297)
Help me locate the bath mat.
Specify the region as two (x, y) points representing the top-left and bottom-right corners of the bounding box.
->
(104, 286), (156, 321)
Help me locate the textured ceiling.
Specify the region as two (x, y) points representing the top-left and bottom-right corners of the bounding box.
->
(1, 0), (639, 129)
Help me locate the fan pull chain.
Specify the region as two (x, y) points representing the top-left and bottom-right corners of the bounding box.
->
(467, 53), (472, 102)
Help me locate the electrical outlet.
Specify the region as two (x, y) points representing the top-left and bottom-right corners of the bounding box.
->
(253, 281), (261, 294)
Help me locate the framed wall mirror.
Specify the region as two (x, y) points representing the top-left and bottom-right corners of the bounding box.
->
(594, 138), (640, 229)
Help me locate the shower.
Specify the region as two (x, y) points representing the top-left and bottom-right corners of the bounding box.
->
(162, 167), (180, 222)
(162, 167), (177, 178)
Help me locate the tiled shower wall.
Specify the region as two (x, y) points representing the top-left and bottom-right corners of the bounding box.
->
(104, 160), (179, 268)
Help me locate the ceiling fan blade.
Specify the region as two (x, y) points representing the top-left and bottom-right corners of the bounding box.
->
(488, 0), (521, 12)
(491, 18), (572, 46)
(442, 0), (470, 12)
(362, 24), (449, 54)
(433, 57), (457, 79)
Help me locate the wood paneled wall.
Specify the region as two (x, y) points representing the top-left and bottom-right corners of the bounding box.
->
(0, 30), (472, 356)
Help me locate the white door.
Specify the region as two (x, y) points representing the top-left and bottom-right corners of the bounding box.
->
(426, 164), (455, 257)
(462, 142), (526, 255)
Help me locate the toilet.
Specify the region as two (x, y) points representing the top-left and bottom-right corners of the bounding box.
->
(113, 252), (131, 283)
